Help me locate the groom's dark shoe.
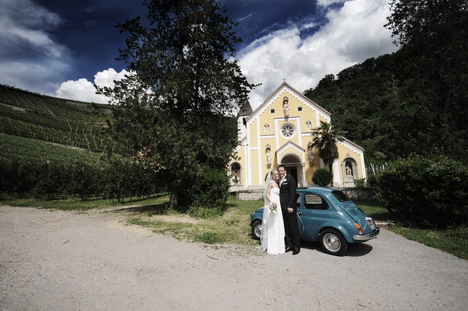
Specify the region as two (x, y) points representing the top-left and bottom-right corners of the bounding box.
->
(285, 246), (293, 252)
(292, 248), (300, 255)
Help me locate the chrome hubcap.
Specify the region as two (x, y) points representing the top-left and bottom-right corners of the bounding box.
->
(323, 233), (341, 252)
(255, 224), (262, 238)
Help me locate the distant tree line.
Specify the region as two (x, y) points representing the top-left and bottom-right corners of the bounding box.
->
(0, 155), (163, 201)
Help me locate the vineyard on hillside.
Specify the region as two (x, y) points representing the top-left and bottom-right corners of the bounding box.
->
(0, 85), (163, 200)
(0, 133), (105, 165)
(0, 84), (111, 152)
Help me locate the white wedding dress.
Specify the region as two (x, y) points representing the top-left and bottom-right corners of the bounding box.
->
(260, 187), (285, 254)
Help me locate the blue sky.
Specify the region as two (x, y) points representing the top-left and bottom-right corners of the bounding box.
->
(0, 0), (397, 108)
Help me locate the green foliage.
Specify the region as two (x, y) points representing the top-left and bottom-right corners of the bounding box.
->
(312, 168), (332, 187)
(99, 0), (254, 210)
(0, 84), (111, 152)
(366, 174), (378, 188)
(186, 167), (231, 210)
(304, 0), (468, 163)
(353, 178), (366, 188)
(0, 133), (162, 200)
(375, 155), (468, 228)
(109, 156), (165, 201)
(386, 0), (467, 48)
(355, 200), (392, 222)
(310, 121), (343, 172)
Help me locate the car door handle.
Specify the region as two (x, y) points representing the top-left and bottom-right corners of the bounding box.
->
(298, 212), (303, 216)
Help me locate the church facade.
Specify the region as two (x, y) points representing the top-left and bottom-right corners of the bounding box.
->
(229, 82), (366, 190)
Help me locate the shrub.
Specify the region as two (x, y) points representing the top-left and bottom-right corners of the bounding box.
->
(354, 178), (366, 187)
(375, 154), (468, 228)
(312, 168), (332, 186)
(102, 156), (161, 202)
(366, 174), (378, 188)
(0, 153), (160, 200)
(183, 167), (230, 211)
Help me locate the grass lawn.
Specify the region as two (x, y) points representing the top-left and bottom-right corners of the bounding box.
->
(355, 200), (468, 260)
(355, 200), (392, 222)
(126, 197), (262, 246)
(1, 195), (466, 260)
(388, 226), (468, 260)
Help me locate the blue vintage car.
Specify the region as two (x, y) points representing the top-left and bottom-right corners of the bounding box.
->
(250, 187), (379, 255)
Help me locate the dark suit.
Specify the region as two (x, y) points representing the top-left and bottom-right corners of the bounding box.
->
(279, 174), (300, 251)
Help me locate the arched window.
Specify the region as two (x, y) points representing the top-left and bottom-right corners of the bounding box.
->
(230, 162), (241, 185)
(342, 158), (358, 185)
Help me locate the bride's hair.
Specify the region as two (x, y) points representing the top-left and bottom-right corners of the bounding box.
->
(265, 170), (279, 190)
(270, 169), (278, 181)
(264, 170), (274, 197)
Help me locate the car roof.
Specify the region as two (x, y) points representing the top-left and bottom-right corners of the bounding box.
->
(296, 187), (338, 194)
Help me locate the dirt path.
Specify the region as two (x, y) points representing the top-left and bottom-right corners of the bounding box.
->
(1, 205), (467, 311)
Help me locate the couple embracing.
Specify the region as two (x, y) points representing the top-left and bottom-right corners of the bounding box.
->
(259, 165), (300, 255)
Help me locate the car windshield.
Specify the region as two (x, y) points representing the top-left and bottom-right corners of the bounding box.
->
(332, 190), (350, 202)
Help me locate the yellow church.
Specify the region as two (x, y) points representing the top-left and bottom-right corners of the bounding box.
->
(229, 82), (366, 191)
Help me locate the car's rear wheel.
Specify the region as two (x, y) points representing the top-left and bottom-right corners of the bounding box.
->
(251, 220), (262, 240)
(319, 229), (348, 256)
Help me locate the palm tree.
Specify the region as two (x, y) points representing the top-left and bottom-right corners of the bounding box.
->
(310, 121), (344, 183)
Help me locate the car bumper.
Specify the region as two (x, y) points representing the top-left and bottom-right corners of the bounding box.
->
(353, 228), (380, 241)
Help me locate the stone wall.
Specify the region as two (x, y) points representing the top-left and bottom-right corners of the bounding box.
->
(233, 187), (376, 201)
(235, 190), (264, 201)
(339, 187), (376, 201)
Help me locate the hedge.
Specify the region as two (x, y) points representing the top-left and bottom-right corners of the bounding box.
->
(375, 154), (468, 228)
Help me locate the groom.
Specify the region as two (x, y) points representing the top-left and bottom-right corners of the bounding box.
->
(277, 165), (300, 255)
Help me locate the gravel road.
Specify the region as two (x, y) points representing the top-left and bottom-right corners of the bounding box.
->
(1, 205), (467, 311)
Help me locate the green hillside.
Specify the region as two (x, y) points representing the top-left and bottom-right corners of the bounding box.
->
(0, 133), (105, 165)
(0, 84), (112, 152)
(0, 85), (162, 200)
(304, 1), (467, 164)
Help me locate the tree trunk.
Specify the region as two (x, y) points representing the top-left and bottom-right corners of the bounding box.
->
(328, 163), (334, 186)
(169, 186), (179, 209)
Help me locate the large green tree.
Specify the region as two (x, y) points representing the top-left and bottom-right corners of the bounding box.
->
(385, 0), (468, 159)
(100, 0), (254, 209)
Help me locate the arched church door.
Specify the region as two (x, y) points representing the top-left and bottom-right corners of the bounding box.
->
(280, 155), (302, 187)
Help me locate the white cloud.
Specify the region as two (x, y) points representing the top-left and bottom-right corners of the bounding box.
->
(55, 68), (128, 104)
(0, 0), (69, 94)
(317, 0), (345, 7)
(0, 0), (64, 57)
(237, 0), (398, 109)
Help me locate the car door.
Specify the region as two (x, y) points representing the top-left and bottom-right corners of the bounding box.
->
(297, 192), (339, 241)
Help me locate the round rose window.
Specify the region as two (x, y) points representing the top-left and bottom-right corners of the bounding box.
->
(281, 124), (295, 137)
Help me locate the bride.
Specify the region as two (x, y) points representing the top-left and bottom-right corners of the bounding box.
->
(259, 170), (285, 254)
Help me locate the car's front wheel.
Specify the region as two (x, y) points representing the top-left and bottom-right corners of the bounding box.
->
(319, 229), (348, 256)
(251, 220), (262, 240)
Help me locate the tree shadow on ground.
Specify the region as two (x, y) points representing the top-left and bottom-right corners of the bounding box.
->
(111, 202), (170, 215)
